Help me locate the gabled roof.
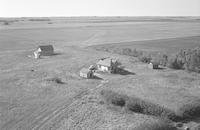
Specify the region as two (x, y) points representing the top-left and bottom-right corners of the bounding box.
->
(150, 60), (160, 65)
(97, 58), (116, 67)
(80, 68), (92, 74)
(38, 45), (54, 51)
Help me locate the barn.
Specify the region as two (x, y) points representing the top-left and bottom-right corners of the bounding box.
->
(97, 58), (118, 73)
(34, 45), (54, 57)
(80, 68), (94, 78)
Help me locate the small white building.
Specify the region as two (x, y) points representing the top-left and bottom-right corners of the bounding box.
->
(34, 51), (41, 59)
(148, 61), (159, 69)
(96, 58), (118, 73)
(80, 68), (94, 78)
(34, 45), (54, 57)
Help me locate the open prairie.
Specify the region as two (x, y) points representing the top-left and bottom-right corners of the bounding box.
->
(0, 17), (200, 130)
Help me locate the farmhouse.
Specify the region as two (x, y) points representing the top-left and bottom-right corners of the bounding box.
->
(80, 68), (94, 78)
(97, 58), (118, 73)
(148, 61), (159, 69)
(34, 45), (54, 57)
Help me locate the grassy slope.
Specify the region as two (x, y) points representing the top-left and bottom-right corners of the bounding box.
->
(0, 47), (159, 130)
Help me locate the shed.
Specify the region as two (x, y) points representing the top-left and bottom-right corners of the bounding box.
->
(35, 45), (54, 56)
(80, 68), (94, 78)
(148, 61), (159, 69)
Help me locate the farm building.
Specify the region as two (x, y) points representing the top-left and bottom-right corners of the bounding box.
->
(97, 58), (118, 73)
(34, 45), (54, 57)
(80, 68), (94, 78)
(148, 61), (159, 69)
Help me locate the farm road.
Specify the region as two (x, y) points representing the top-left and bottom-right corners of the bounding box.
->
(2, 78), (108, 130)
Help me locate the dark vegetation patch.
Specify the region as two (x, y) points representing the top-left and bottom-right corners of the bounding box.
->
(0, 20), (19, 25)
(176, 99), (200, 121)
(29, 18), (51, 21)
(100, 89), (178, 121)
(3, 21), (9, 25)
(100, 90), (127, 107)
(134, 120), (177, 130)
(46, 77), (65, 84)
(101, 90), (200, 122)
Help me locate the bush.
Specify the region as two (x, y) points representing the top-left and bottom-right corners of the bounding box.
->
(122, 48), (140, 57)
(138, 54), (152, 63)
(46, 77), (64, 84)
(100, 90), (127, 107)
(184, 47), (200, 72)
(167, 56), (184, 69)
(134, 120), (177, 130)
(100, 90), (178, 121)
(176, 99), (200, 120)
(167, 47), (200, 72)
(3, 21), (9, 25)
(29, 18), (50, 21)
(126, 96), (177, 121)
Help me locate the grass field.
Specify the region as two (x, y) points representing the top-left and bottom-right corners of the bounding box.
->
(89, 35), (200, 54)
(0, 17), (200, 130)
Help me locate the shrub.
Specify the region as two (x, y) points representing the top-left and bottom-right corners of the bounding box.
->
(126, 96), (177, 121)
(100, 90), (127, 107)
(46, 77), (64, 84)
(184, 47), (200, 72)
(167, 47), (200, 72)
(134, 120), (177, 130)
(121, 48), (140, 57)
(167, 56), (184, 69)
(3, 21), (9, 25)
(176, 99), (200, 120)
(138, 54), (152, 63)
(100, 90), (178, 121)
(29, 18), (50, 21)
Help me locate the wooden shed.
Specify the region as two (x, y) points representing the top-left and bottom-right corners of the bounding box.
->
(35, 45), (54, 56)
(80, 68), (94, 78)
(148, 62), (159, 69)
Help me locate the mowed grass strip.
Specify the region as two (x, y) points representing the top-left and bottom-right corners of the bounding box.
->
(100, 89), (200, 122)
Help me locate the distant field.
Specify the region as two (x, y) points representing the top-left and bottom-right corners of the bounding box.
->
(89, 35), (200, 54)
(1, 17), (200, 52)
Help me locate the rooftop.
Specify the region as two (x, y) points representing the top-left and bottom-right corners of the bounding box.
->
(38, 45), (54, 51)
(97, 58), (117, 67)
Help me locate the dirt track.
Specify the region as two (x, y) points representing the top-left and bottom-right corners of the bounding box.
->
(2, 78), (108, 130)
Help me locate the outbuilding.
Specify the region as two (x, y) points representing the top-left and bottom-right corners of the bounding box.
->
(80, 68), (94, 78)
(148, 61), (159, 69)
(34, 45), (54, 57)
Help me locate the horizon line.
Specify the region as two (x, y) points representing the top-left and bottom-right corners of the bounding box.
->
(1, 16), (200, 18)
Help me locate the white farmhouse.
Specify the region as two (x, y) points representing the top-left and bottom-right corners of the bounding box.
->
(96, 58), (118, 73)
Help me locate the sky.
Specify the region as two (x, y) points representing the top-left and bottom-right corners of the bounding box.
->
(0, 0), (200, 17)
